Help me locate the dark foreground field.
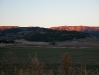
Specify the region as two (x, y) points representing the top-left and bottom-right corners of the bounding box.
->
(0, 47), (99, 75)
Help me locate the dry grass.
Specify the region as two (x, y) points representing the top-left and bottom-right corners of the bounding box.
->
(15, 39), (48, 45)
(61, 53), (72, 74)
(1, 51), (99, 75)
(1, 37), (99, 47)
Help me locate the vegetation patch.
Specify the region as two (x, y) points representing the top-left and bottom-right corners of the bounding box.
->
(0, 47), (99, 75)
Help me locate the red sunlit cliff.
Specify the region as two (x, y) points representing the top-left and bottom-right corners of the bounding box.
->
(0, 26), (19, 30)
(0, 25), (99, 32)
(50, 26), (99, 31)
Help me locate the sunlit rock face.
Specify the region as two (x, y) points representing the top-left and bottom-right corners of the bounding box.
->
(50, 26), (99, 32)
(0, 26), (19, 30)
(0, 25), (99, 32)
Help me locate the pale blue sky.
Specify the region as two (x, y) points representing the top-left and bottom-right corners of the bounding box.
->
(0, 0), (99, 28)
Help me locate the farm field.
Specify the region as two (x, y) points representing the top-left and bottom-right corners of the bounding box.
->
(0, 46), (99, 75)
(0, 47), (99, 68)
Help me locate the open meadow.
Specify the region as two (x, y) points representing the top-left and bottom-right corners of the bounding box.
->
(0, 46), (99, 64)
(0, 47), (99, 72)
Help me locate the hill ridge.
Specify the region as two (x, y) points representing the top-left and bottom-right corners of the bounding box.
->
(50, 26), (99, 31)
(0, 26), (19, 30)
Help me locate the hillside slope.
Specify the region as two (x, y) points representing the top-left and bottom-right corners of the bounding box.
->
(0, 26), (19, 30)
(0, 27), (90, 42)
(50, 26), (99, 34)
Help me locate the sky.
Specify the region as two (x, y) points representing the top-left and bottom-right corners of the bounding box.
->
(0, 0), (99, 28)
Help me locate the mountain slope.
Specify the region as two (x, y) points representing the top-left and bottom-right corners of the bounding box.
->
(0, 27), (90, 42)
(50, 26), (99, 34)
(0, 26), (19, 30)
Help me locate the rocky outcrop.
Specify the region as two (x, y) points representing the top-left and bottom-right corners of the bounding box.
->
(50, 26), (99, 32)
(0, 26), (19, 30)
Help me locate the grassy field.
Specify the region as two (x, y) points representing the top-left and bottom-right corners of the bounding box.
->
(0, 46), (99, 75)
(0, 47), (99, 64)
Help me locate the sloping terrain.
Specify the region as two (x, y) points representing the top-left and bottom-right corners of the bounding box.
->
(50, 26), (99, 34)
(0, 26), (19, 30)
(0, 26), (90, 43)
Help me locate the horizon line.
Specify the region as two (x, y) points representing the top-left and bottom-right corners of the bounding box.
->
(0, 25), (99, 28)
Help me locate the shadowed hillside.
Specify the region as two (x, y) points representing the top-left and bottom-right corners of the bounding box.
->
(0, 26), (90, 43)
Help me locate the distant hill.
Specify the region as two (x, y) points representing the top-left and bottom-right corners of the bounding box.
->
(50, 26), (99, 34)
(0, 26), (19, 30)
(0, 26), (90, 42)
(1, 26), (99, 34)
